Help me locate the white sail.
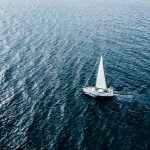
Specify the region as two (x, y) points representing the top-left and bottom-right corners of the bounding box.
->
(96, 55), (107, 89)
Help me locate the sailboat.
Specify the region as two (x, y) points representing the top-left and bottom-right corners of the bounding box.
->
(83, 55), (113, 97)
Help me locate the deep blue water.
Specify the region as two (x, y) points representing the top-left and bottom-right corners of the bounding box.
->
(0, 0), (150, 149)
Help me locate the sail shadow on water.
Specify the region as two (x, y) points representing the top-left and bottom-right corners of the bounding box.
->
(95, 96), (113, 103)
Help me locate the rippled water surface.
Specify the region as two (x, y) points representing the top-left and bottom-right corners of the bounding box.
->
(0, 0), (150, 149)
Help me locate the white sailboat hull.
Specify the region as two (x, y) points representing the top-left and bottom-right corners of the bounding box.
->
(83, 55), (113, 98)
(83, 87), (113, 98)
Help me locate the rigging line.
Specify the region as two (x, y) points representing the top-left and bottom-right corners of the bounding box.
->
(84, 58), (99, 87)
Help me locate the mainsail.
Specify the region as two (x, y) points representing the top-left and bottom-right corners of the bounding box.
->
(96, 55), (107, 89)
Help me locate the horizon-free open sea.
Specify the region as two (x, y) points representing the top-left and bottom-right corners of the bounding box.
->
(0, 0), (150, 149)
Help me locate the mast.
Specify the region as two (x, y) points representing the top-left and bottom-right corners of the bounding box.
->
(96, 55), (107, 89)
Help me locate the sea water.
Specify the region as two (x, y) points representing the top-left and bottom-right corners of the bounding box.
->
(0, 0), (150, 149)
